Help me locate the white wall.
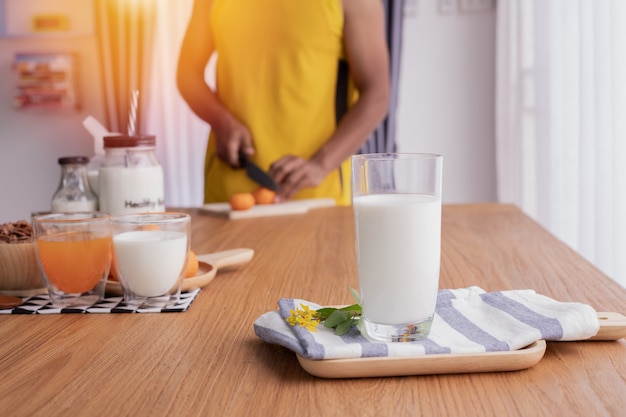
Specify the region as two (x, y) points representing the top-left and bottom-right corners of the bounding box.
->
(0, 36), (106, 222)
(0, 0), (106, 223)
(397, 1), (497, 203)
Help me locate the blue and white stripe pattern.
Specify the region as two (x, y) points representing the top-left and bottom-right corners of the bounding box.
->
(253, 287), (600, 360)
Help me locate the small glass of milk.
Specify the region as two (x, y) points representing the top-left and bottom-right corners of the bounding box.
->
(111, 212), (190, 308)
(351, 153), (443, 342)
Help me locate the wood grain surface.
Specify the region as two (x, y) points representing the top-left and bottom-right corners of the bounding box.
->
(0, 204), (624, 417)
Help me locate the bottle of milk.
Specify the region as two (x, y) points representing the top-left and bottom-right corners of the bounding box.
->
(98, 135), (165, 215)
(51, 156), (99, 212)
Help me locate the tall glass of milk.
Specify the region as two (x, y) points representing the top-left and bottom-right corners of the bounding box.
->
(351, 153), (443, 342)
(111, 212), (190, 308)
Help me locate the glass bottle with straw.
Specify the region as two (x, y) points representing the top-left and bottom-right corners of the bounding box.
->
(97, 90), (166, 215)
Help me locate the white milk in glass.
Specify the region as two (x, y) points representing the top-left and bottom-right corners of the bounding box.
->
(354, 193), (441, 325)
(113, 230), (187, 297)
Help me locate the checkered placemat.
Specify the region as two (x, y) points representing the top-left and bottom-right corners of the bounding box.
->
(0, 289), (200, 314)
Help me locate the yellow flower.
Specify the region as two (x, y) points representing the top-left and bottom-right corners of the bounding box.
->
(286, 303), (321, 332)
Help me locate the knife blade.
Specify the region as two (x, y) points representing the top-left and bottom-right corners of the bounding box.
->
(238, 153), (280, 192)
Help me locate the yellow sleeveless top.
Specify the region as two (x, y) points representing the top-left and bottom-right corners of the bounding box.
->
(204, 0), (353, 205)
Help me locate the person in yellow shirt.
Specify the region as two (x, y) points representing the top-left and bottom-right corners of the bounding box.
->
(177, 0), (390, 206)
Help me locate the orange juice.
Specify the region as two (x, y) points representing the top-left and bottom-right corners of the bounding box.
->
(37, 233), (112, 293)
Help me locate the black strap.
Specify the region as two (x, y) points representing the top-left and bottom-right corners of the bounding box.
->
(335, 59), (349, 125)
(334, 59), (349, 195)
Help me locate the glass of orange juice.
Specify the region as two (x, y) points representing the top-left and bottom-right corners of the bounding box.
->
(32, 212), (112, 307)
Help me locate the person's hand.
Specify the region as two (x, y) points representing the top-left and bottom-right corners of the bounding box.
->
(212, 114), (255, 167)
(269, 155), (327, 201)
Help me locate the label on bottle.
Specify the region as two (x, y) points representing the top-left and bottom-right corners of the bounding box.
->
(98, 166), (165, 215)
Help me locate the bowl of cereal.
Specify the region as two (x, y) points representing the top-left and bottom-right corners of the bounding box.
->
(0, 220), (46, 295)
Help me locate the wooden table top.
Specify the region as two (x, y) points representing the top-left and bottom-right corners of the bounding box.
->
(1, 204), (624, 416)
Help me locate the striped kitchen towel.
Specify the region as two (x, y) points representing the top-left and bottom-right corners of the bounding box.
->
(253, 286), (600, 360)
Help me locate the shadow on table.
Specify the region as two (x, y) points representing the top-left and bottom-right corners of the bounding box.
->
(245, 338), (317, 381)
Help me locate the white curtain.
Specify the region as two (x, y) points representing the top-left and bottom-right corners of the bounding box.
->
(95, 0), (156, 133)
(496, 0), (626, 287)
(145, 0), (209, 208)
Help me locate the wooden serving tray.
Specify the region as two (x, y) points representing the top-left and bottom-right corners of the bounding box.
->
(296, 312), (626, 379)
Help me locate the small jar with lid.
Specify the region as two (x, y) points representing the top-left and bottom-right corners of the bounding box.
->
(51, 156), (99, 212)
(98, 135), (165, 215)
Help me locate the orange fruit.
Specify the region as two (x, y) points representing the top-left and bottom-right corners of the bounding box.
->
(185, 250), (199, 278)
(138, 224), (160, 231)
(229, 192), (255, 211)
(252, 187), (276, 205)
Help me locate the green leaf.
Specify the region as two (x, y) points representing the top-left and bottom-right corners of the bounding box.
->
(334, 318), (354, 336)
(315, 307), (338, 320)
(349, 286), (361, 305)
(339, 303), (361, 314)
(324, 309), (349, 328)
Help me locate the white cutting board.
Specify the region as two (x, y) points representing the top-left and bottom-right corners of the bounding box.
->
(199, 198), (336, 219)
